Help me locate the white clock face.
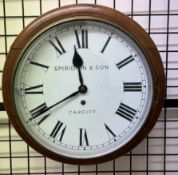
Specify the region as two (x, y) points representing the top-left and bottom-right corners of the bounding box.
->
(13, 20), (153, 159)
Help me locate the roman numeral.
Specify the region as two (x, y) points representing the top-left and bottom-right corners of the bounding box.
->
(37, 114), (50, 125)
(25, 84), (43, 94)
(30, 61), (49, 70)
(100, 36), (111, 53)
(75, 30), (88, 48)
(116, 55), (134, 69)
(49, 36), (66, 55)
(116, 103), (137, 121)
(29, 114), (50, 125)
(123, 82), (142, 92)
(29, 103), (50, 125)
(104, 123), (116, 140)
(50, 121), (66, 141)
(79, 128), (89, 146)
(29, 103), (49, 121)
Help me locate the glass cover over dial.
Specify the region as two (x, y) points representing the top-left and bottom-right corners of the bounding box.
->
(13, 20), (153, 159)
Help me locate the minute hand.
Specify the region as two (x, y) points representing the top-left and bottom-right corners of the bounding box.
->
(34, 90), (80, 117)
(47, 90), (80, 111)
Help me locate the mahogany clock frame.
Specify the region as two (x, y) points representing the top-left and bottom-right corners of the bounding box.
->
(2, 4), (165, 164)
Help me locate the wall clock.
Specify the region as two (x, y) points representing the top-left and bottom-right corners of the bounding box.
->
(2, 4), (165, 164)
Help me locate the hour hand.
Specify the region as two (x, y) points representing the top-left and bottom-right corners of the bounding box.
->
(73, 46), (84, 85)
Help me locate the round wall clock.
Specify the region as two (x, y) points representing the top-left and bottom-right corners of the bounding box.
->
(2, 4), (165, 164)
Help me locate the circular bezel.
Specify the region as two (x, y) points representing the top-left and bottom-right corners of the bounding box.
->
(2, 4), (165, 164)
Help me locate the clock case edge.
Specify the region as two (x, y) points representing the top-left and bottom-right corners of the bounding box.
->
(2, 4), (165, 164)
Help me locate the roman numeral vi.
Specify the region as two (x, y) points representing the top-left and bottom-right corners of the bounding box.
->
(79, 128), (89, 146)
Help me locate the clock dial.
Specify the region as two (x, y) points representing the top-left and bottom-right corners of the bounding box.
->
(13, 20), (153, 158)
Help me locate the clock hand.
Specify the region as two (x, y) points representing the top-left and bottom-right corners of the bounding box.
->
(28, 90), (80, 122)
(73, 46), (84, 86)
(29, 85), (88, 121)
(47, 84), (87, 111)
(44, 90), (80, 113)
